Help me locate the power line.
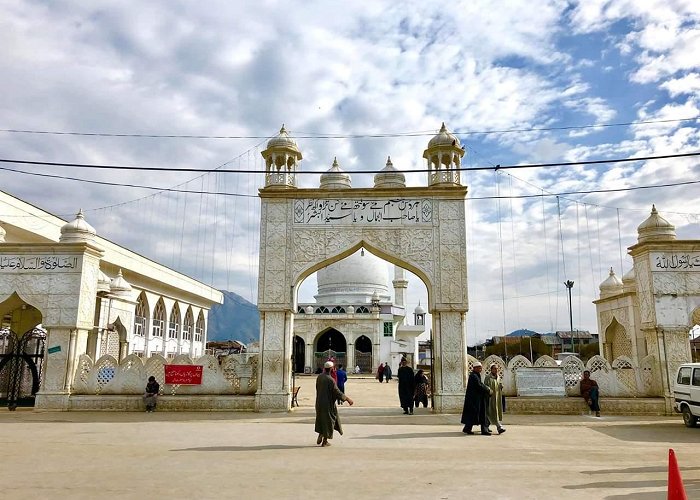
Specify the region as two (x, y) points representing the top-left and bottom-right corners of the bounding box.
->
(1, 163), (698, 200)
(1, 150), (699, 174)
(0, 116), (697, 139)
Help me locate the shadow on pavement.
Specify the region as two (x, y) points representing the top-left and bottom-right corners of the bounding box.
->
(582, 465), (700, 475)
(591, 424), (700, 443)
(360, 431), (470, 440)
(172, 444), (312, 452)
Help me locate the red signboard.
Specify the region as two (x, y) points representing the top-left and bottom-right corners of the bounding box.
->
(164, 365), (203, 385)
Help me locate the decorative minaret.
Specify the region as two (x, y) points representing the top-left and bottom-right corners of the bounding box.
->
(392, 265), (408, 314)
(261, 125), (303, 189)
(422, 122), (465, 186)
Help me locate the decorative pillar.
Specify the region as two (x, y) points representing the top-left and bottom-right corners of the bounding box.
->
(431, 310), (466, 412)
(255, 309), (294, 411)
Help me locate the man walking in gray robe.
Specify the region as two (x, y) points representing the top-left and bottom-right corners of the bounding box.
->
(484, 363), (506, 434)
(315, 361), (354, 447)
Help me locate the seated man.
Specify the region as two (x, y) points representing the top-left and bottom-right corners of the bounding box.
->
(580, 370), (600, 417)
(143, 376), (160, 412)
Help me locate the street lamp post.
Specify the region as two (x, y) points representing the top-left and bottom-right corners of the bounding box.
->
(564, 280), (575, 353)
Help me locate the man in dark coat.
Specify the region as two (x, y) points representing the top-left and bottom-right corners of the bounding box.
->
(461, 361), (492, 435)
(315, 361), (354, 447)
(397, 358), (416, 414)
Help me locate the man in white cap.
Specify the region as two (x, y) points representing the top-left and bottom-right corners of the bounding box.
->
(460, 361), (492, 435)
(315, 360), (354, 447)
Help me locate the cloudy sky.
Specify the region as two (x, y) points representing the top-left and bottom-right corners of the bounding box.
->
(1, 1), (699, 343)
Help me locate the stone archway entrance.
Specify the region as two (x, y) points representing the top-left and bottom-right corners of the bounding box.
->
(292, 335), (305, 373)
(255, 125), (469, 412)
(314, 328), (346, 372)
(0, 294), (46, 409)
(355, 335), (372, 373)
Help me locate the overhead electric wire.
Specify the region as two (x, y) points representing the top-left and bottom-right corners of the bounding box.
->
(1, 150), (699, 174)
(0, 115), (697, 139)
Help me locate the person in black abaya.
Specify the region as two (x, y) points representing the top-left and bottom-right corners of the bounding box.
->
(397, 358), (416, 414)
(460, 361), (492, 435)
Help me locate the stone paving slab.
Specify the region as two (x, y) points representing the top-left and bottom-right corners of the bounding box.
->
(2, 407), (700, 500)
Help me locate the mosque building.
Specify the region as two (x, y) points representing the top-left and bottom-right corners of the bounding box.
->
(283, 151), (428, 375)
(0, 190), (222, 408)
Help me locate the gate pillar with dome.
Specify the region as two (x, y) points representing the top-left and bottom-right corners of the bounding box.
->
(256, 124), (470, 412)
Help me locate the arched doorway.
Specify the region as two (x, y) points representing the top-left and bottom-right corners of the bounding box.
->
(605, 318), (632, 360)
(0, 294), (45, 410)
(355, 335), (372, 373)
(314, 328), (347, 372)
(293, 335), (305, 373)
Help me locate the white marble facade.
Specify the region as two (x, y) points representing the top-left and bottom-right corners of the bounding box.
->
(256, 124), (469, 412)
(0, 191), (223, 409)
(595, 206), (697, 411)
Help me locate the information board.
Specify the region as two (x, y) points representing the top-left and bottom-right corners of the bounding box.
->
(164, 365), (203, 385)
(515, 367), (566, 397)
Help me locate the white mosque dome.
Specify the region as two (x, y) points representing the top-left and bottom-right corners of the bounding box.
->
(637, 205), (676, 243)
(428, 122), (462, 148)
(599, 267), (623, 299)
(59, 209), (97, 243)
(414, 302), (426, 315)
(320, 157), (352, 189)
(315, 250), (391, 304)
(374, 156), (406, 189)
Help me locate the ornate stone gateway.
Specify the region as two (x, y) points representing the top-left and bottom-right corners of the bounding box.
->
(0, 328), (46, 410)
(256, 125), (469, 412)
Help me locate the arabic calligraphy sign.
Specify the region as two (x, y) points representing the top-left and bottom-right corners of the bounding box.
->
(0, 255), (80, 272)
(164, 365), (203, 385)
(652, 252), (700, 272)
(293, 198), (432, 225)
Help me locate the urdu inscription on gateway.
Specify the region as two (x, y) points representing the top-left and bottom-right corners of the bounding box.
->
(293, 198), (432, 225)
(515, 368), (566, 397)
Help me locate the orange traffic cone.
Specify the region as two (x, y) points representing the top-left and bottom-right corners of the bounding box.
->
(668, 448), (688, 500)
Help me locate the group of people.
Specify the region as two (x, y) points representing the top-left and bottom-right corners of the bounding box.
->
(460, 362), (506, 435)
(397, 359), (431, 414)
(376, 362), (392, 382)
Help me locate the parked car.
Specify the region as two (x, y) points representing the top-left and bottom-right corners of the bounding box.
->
(673, 362), (700, 427)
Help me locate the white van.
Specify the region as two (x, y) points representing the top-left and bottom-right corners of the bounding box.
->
(673, 363), (700, 427)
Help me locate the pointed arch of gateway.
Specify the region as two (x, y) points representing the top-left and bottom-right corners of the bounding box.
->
(256, 185), (470, 412)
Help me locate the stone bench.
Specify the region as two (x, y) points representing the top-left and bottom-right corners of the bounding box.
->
(505, 396), (668, 416)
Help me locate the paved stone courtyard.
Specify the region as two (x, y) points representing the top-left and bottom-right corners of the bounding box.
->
(3, 377), (700, 499)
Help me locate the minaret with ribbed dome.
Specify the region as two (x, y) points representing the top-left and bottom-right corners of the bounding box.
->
(374, 156), (406, 189)
(637, 205), (676, 243)
(261, 125), (303, 189)
(423, 122), (465, 186)
(320, 157), (352, 189)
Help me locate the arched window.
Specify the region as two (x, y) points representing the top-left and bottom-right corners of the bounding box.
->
(356, 306), (370, 314)
(183, 307), (194, 341)
(331, 306), (346, 314)
(195, 311), (205, 342)
(168, 304), (181, 340)
(133, 292), (148, 337)
(315, 306), (330, 314)
(152, 299), (166, 337)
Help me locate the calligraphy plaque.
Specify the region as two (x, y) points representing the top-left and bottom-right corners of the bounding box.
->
(515, 368), (566, 397)
(651, 252), (700, 272)
(164, 365), (203, 385)
(293, 198), (432, 226)
(0, 255), (80, 273)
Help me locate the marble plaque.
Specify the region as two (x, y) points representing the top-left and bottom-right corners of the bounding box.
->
(515, 368), (566, 397)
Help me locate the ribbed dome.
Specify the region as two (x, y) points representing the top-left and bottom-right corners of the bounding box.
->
(97, 270), (111, 293)
(637, 205), (676, 243)
(374, 156), (406, 188)
(110, 269), (133, 296)
(428, 122), (461, 148)
(59, 209), (97, 244)
(599, 267), (623, 298)
(414, 302), (426, 315)
(320, 157), (352, 189)
(266, 125), (300, 152)
(316, 250), (390, 304)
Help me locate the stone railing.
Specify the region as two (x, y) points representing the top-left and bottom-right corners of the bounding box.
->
(467, 354), (663, 398)
(71, 353), (259, 396)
